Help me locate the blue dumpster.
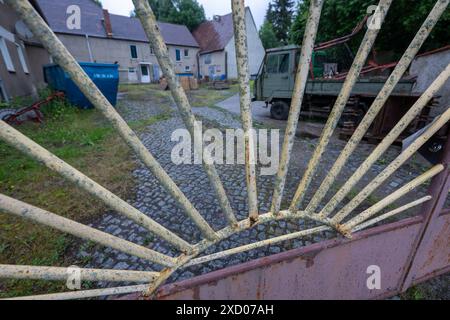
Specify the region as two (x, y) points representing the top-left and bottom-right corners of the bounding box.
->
(44, 62), (119, 109)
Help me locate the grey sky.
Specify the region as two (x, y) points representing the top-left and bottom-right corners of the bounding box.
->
(100, 0), (269, 29)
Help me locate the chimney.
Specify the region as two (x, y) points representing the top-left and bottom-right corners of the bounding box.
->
(102, 9), (113, 38)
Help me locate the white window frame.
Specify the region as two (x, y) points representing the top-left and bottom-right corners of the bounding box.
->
(184, 49), (189, 57)
(185, 65), (191, 72)
(16, 42), (29, 74)
(0, 37), (15, 72)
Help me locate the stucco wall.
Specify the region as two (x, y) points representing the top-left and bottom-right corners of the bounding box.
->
(56, 34), (199, 83)
(199, 51), (226, 79)
(224, 8), (265, 79)
(0, 2), (49, 100)
(410, 49), (450, 117)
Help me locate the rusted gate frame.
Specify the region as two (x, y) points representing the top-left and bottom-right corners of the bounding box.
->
(0, 0), (448, 300)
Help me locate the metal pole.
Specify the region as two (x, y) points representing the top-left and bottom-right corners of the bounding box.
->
(4, 0), (218, 241)
(270, 0), (324, 214)
(0, 194), (176, 267)
(306, 0), (449, 215)
(0, 265), (159, 283)
(0, 121), (193, 253)
(132, 0), (236, 229)
(231, 0), (259, 221)
(320, 64), (450, 218)
(290, 0), (393, 211)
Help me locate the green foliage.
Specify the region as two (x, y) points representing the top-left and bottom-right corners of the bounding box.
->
(259, 20), (281, 49)
(147, 0), (206, 30)
(92, 0), (102, 8)
(265, 0), (295, 45)
(290, 0), (449, 58)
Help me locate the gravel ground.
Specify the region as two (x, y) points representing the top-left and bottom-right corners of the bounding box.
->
(78, 90), (446, 297)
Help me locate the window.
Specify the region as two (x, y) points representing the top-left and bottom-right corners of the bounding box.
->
(141, 65), (149, 76)
(266, 53), (289, 74)
(16, 43), (29, 74)
(0, 37), (15, 72)
(175, 49), (181, 61)
(185, 65), (191, 71)
(128, 67), (136, 73)
(0, 79), (8, 102)
(204, 54), (212, 65)
(184, 49), (189, 57)
(130, 45), (138, 59)
(150, 46), (154, 55)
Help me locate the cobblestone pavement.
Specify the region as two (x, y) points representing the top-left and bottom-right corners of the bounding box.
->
(79, 92), (433, 289)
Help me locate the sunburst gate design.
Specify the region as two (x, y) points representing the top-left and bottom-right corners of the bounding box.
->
(0, 0), (449, 300)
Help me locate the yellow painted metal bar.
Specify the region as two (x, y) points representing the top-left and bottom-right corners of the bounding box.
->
(290, 0), (393, 211)
(270, 0), (324, 214)
(132, 0), (235, 230)
(0, 194), (176, 267)
(306, 0), (449, 215)
(231, 0), (259, 222)
(4, 0), (217, 242)
(320, 63), (450, 218)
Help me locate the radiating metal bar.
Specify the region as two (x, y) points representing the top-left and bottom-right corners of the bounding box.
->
(320, 63), (450, 218)
(340, 166), (443, 231)
(5, 0), (217, 241)
(186, 226), (331, 267)
(231, 0), (259, 221)
(0, 121), (193, 254)
(0, 194), (176, 267)
(352, 196), (432, 233)
(0, 265), (159, 283)
(305, 0), (449, 215)
(290, 0), (393, 211)
(270, 0), (324, 214)
(132, 0), (235, 229)
(332, 107), (450, 223)
(3, 284), (150, 301)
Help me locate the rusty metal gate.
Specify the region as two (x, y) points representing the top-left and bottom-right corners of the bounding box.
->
(0, 0), (449, 300)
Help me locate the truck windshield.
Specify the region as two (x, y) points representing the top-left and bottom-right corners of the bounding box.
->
(266, 53), (290, 74)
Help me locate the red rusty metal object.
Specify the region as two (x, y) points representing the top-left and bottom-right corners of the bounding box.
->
(3, 91), (65, 125)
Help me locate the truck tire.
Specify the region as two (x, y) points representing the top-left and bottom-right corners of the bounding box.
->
(270, 101), (290, 120)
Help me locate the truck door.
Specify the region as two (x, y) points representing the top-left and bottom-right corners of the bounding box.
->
(262, 52), (292, 100)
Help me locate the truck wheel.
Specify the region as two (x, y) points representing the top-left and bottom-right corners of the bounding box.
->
(270, 101), (290, 120)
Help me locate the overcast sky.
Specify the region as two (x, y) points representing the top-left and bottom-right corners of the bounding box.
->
(100, 0), (269, 29)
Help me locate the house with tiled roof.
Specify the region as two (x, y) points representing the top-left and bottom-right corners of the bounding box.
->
(193, 7), (265, 80)
(34, 0), (200, 83)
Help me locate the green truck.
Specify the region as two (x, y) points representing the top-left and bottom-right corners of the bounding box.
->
(253, 45), (417, 121)
(252, 45), (436, 142)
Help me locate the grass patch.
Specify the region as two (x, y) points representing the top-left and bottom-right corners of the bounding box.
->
(0, 91), (136, 298)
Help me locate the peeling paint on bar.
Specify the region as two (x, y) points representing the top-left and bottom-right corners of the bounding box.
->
(132, 0), (236, 230)
(290, 0), (393, 211)
(352, 196), (433, 233)
(306, 0), (449, 215)
(3, 0), (217, 242)
(270, 0), (324, 215)
(0, 265), (159, 283)
(231, 0), (259, 221)
(331, 107), (450, 223)
(3, 285), (151, 301)
(0, 194), (177, 267)
(320, 64), (450, 218)
(341, 166), (443, 231)
(0, 121), (193, 253)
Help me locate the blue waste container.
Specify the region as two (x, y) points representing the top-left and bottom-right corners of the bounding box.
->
(44, 62), (119, 109)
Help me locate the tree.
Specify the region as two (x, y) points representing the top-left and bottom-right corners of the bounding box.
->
(265, 0), (295, 45)
(259, 21), (280, 49)
(290, 0), (449, 57)
(147, 0), (206, 31)
(92, 0), (102, 7)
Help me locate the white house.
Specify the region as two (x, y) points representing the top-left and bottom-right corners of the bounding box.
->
(193, 7), (265, 80)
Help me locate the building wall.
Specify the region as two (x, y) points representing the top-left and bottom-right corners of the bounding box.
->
(410, 49), (450, 118)
(199, 51), (226, 80)
(57, 34), (199, 84)
(225, 8), (265, 79)
(0, 2), (49, 101)
(167, 45), (199, 76)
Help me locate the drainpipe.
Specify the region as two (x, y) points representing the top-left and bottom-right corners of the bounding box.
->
(85, 34), (94, 62)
